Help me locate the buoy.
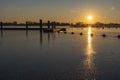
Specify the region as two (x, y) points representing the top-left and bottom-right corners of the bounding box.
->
(102, 34), (106, 37)
(71, 32), (74, 34)
(80, 32), (83, 35)
(117, 35), (120, 39)
(91, 33), (93, 37)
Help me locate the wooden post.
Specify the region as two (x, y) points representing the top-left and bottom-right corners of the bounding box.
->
(26, 22), (28, 30)
(48, 21), (50, 29)
(40, 19), (43, 30)
(0, 22), (3, 30)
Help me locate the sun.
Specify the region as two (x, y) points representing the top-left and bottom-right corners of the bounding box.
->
(87, 16), (93, 21)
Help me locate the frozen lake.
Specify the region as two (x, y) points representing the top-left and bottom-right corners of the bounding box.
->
(0, 26), (120, 80)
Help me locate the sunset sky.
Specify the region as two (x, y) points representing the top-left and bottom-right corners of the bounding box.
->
(0, 0), (120, 23)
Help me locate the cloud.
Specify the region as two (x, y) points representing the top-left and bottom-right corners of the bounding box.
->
(70, 8), (90, 13)
(111, 6), (115, 10)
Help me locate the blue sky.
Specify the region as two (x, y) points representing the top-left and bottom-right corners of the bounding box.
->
(0, 0), (120, 23)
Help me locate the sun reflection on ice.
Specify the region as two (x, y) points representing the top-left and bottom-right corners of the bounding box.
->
(88, 26), (92, 44)
(87, 26), (95, 68)
(83, 26), (96, 80)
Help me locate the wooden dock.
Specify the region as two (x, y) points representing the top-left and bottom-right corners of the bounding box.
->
(0, 19), (66, 32)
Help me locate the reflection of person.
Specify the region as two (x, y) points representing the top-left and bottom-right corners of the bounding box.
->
(1, 30), (3, 38)
(40, 31), (43, 46)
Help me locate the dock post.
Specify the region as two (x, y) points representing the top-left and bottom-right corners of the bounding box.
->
(26, 22), (28, 30)
(48, 21), (50, 29)
(0, 22), (3, 30)
(40, 19), (43, 31)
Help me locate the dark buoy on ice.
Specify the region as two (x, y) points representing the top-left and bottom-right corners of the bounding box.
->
(102, 34), (106, 37)
(71, 32), (74, 34)
(80, 32), (83, 35)
(90, 33), (93, 37)
(117, 35), (120, 39)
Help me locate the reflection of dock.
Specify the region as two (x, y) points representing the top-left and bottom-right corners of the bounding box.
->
(0, 28), (66, 31)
